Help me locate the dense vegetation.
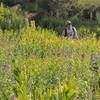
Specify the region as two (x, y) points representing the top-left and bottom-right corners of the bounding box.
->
(1, 25), (100, 100)
(1, 0), (100, 20)
(0, 2), (100, 100)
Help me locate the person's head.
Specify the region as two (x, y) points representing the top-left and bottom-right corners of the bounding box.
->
(65, 20), (72, 29)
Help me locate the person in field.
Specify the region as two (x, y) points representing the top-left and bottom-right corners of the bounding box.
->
(62, 20), (78, 39)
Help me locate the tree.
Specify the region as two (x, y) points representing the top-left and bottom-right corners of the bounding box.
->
(0, 0), (23, 6)
(77, 0), (100, 20)
(36, 0), (79, 18)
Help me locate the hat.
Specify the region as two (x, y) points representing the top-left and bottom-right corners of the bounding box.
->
(66, 20), (72, 25)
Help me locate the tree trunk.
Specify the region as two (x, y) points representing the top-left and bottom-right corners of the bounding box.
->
(83, 9), (90, 19)
(83, 8), (97, 21)
(90, 11), (93, 21)
(56, 9), (60, 18)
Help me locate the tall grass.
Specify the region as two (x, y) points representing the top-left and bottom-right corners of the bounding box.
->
(0, 26), (100, 99)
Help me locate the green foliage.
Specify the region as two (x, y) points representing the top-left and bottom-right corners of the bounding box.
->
(38, 16), (65, 34)
(97, 13), (100, 23)
(38, 16), (100, 37)
(24, 2), (39, 12)
(1, 0), (100, 20)
(0, 4), (27, 31)
(78, 0), (100, 8)
(0, 0), (23, 6)
(71, 16), (100, 37)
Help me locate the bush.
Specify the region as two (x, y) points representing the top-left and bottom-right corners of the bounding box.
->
(38, 16), (100, 37)
(24, 2), (39, 12)
(38, 16), (65, 34)
(0, 4), (27, 31)
(71, 16), (100, 35)
(0, 0), (23, 6)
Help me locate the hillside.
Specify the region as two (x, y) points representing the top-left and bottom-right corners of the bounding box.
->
(0, 3), (100, 100)
(0, 25), (100, 100)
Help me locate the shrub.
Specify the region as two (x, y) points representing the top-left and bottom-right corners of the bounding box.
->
(38, 16), (100, 37)
(24, 2), (39, 12)
(38, 16), (65, 34)
(0, 0), (23, 6)
(0, 4), (27, 31)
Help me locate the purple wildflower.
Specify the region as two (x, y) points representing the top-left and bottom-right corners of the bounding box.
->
(3, 64), (9, 71)
(11, 95), (17, 100)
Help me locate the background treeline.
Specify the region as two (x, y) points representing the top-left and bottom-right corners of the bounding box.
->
(1, 0), (100, 20)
